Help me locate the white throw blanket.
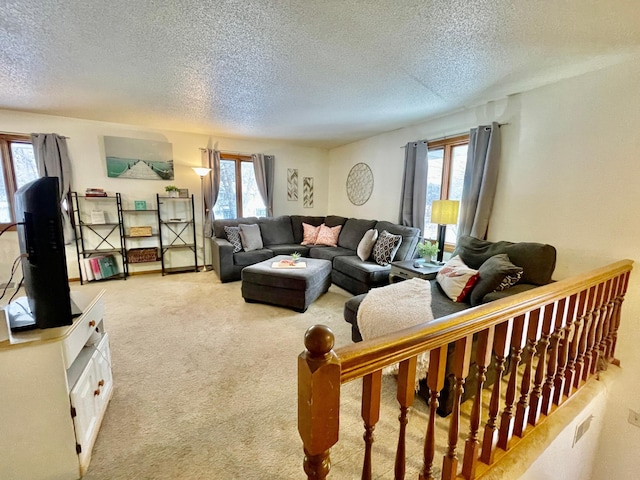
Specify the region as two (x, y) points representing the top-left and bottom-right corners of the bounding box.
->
(356, 278), (433, 385)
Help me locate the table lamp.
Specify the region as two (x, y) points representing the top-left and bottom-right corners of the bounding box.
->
(430, 199), (460, 263)
(193, 167), (212, 271)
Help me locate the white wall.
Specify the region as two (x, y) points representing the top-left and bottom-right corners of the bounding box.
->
(0, 110), (329, 279)
(328, 56), (640, 479)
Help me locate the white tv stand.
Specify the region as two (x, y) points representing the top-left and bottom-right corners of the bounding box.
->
(0, 289), (111, 479)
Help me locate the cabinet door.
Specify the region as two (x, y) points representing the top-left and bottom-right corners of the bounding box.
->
(69, 359), (99, 456)
(93, 333), (113, 414)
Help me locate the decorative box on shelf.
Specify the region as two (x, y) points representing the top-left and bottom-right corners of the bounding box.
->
(129, 226), (153, 237)
(127, 248), (159, 263)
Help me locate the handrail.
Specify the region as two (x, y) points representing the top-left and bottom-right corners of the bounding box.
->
(298, 259), (633, 479)
(336, 260), (632, 383)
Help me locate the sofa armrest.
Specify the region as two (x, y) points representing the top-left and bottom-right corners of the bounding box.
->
(210, 237), (236, 282)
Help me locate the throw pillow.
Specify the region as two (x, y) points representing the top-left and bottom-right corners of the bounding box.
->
(357, 228), (379, 261)
(372, 230), (403, 266)
(301, 222), (322, 245)
(238, 223), (263, 252)
(436, 255), (480, 302)
(224, 226), (242, 253)
(469, 254), (524, 306)
(315, 224), (342, 247)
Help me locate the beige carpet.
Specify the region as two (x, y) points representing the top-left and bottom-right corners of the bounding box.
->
(76, 272), (610, 480)
(78, 273), (442, 480)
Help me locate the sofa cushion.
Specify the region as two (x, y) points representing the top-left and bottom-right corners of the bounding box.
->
(233, 249), (273, 266)
(338, 218), (378, 251)
(239, 224), (263, 252)
(372, 230), (402, 266)
(308, 246), (354, 261)
(258, 216), (295, 245)
(224, 226), (242, 253)
(291, 216), (325, 244)
(213, 217), (259, 238)
(469, 254), (524, 307)
(266, 244), (310, 257)
(436, 255), (480, 302)
(374, 221), (421, 262)
(315, 224), (342, 247)
(324, 215), (348, 228)
(357, 229), (379, 261)
(454, 236), (556, 286)
(333, 255), (391, 285)
(301, 223), (321, 245)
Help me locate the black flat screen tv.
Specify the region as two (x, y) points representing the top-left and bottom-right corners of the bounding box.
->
(7, 176), (75, 331)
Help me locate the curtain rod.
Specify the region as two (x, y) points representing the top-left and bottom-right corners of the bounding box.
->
(199, 148), (253, 156)
(400, 122), (509, 148)
(0, 130), (70, 139)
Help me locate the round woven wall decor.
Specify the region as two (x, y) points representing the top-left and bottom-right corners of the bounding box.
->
(346, 162), (374, 205)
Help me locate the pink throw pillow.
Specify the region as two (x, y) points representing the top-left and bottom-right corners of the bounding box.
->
(436, 255), (480, 302)
(315, 224), (342, 247)
(301, 222), (321, 245)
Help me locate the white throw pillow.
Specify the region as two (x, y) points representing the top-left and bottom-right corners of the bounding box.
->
(357, 228), (379, 261)
(436, 255), (480, 302)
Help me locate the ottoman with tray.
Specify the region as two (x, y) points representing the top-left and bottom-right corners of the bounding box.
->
(241, 255), (332, 312)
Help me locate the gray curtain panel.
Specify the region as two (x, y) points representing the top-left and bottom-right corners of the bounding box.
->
(399, 141), (428, 237)
(201, 148), (221, 236)
(252, 153), (275, 217)
(30, 133), (74, 243)
(458, 122), (502, 239)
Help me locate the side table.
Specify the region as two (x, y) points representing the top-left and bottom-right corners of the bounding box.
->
(389, 259), (442, 283)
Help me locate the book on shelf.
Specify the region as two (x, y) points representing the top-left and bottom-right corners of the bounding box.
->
(81, 254), (119, 282)
(98, 255), (119, 278)
(91, 210), (106, 224)
(85, 187), (107, 197)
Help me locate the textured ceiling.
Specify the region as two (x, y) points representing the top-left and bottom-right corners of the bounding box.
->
(2, 1), (640, 148)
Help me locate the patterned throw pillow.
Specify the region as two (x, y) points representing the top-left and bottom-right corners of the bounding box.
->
(436, 255), (480, 302)
(357, 228), (379, 261)
(496, 270), (523, 291)
(372, 230), (402, 266)
(224, 226), (242, 253)
(315, 224), (342, 247)
(469, 253), (524, 306)
(301, 222), (322, 245)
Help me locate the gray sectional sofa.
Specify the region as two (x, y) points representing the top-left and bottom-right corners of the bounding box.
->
(343, 235), (557, 415)
(210, 215), (421, 294)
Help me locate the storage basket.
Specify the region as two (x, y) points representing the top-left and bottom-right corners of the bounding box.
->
(130, 226), (153, 237)
(127, 248), (159, 263)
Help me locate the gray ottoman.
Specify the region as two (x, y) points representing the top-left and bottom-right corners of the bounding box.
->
(241, 255), (332, 312)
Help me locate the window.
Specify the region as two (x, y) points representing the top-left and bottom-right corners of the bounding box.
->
(0, 134), (39, 227)
(213, 154), (266, 219)
(423, 134), (469, 245)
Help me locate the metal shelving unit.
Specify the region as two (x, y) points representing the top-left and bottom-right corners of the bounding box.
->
(156, 194), (198, 275)
(71, 192), (127, 284)
(122, 203), (161, 267)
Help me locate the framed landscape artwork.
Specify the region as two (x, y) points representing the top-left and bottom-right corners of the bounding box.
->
(104, 136), (174, 180)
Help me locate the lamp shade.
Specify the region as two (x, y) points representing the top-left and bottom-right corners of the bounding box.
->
(193, 167), (211, 177)
(431, 200), (460, 225)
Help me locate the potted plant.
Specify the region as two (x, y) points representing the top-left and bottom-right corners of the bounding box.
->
(165, 185), (180, 198)
(416, 240), (439, 263)
(291, 251), (302, 263)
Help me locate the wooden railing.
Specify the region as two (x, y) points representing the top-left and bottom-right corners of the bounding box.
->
(298, 260), (632, 479)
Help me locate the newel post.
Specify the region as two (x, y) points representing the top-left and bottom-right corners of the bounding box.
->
(298, 325), (341, 479)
